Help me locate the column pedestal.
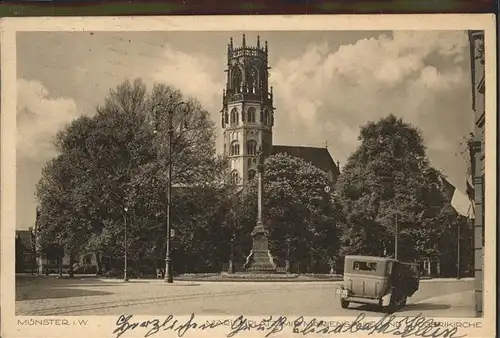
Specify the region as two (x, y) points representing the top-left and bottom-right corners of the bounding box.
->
(244, 221), (276, 272)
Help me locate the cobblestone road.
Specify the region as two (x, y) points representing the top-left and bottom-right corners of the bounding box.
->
(16, 276), (475, 317)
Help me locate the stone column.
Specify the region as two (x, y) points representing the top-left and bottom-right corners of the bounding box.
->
(244, 149), (276, 272)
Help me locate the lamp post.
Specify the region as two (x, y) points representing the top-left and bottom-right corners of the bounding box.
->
(286, 238), (291, 273)
(379, 136), (399, 259)
(229, 231), (235, 274)
(457, 220), (461, 280)
(123, 206), (129, 282)
(152, 99), (190, 284)
(395, 213), (398, 260)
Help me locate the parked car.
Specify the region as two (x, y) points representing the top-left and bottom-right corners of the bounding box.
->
(336, 255), (420, 313)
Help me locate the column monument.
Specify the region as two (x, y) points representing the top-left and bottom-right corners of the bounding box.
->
(244, 148), (276, 272)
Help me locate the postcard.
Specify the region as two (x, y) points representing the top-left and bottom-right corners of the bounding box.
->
(1, 14), (496, 337)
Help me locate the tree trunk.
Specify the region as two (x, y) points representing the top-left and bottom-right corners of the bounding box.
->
(95, 251), (102, 276)
(58, 256), (63, 277)
(68, 252), (74, 278)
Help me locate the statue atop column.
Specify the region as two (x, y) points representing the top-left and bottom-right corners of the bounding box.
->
(244, 146), (276, 272)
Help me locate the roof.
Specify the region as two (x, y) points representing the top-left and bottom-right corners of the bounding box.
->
(441, 177), (456, 202)
(16, 230), (34, 249)
(271, 145), (339, 176)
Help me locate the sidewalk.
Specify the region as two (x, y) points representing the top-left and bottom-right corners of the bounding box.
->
(407, 290), (476, 317)
(420, 277), (474, 283)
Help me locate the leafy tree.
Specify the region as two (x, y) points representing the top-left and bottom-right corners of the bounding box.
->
(36, 78), (227, 276)
(336, 114), (455, 262)
(239, 153), (342, 273)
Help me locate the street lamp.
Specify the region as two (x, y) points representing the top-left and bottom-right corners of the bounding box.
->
(379, 136), (399, 259)
(457, 220), (461, 280)
(229, 231), (235, 274)
(286, 238), (291, 273)
(123, 206), (129, 282)
(394, 213), (399, 260)
(439, 204), (458, 278)
(152, 98), (190, 284)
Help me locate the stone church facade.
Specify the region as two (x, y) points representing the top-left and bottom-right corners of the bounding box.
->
(220, 35), (340, 186)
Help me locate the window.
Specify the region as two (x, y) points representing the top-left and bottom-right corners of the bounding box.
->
(248, 107), (256, 123)
(231, 170), (240, 185)
(247, 67), (258, 93)
(264, 110), (270, 125)
(230, 141), (240, 156)
(248, 169), (256, 180)
(230, 108), (239, 126)
(233, 68), (242, 93)
(247, 140), (257, 155)
(353, 261), (377, 271)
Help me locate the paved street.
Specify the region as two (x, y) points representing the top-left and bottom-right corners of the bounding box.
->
(16, 277), (475, 317)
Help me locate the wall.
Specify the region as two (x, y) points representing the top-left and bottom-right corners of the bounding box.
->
(468, 30), (485, 318)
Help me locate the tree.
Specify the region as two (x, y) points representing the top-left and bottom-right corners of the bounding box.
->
(336, 114), (454, 262)
(36, 78), (227, 276)
(239, 153), (342, 273)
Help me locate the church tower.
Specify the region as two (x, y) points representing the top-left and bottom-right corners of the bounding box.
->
(221, 34), (275, 186)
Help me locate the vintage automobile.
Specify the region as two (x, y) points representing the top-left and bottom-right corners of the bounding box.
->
(336, 255), (420, 313)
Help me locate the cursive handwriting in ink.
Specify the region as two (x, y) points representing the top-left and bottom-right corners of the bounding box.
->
(113, 312), (467, 338)
(113, 314), (200, 338)
(292, 313), (466, 338)
(227, 315), (288, 338)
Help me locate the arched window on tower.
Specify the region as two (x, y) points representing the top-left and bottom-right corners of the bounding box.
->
(230, 141), (240, 156)
(247, 140), (257, 155)
(264, 110), (270, 126)
(230, 108), (239, 126)
(231, 170), (240, 185)
(248, 107), (256, 123)
(247, 67), (259, 93)
(232, 68), (242, 93)
(248, 169), (256, 180)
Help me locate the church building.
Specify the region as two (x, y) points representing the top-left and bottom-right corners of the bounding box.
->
(220, 35), (340, 186)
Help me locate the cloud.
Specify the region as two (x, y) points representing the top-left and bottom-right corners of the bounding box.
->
(17, 79), (79, 160)
(152, 45), (225, 117)
(269, 31), (473, 188)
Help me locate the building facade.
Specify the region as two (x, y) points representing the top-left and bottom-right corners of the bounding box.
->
(221, 35), (340, 186)
(468, 30), (485, 317)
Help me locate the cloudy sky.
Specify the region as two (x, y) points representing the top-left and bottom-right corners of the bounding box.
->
(16, 30), (474, 230)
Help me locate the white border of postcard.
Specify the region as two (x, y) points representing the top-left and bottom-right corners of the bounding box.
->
(1, 14), (497, 338)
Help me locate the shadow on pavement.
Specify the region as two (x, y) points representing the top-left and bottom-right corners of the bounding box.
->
(346, 302), (451, 314)
(16, 288), (113, 301)
(16, 278), (119, 301)
(403, 303), (451, 311)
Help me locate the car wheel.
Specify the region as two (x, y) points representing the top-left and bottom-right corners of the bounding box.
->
(340, 299), (349, 309)
(399, 296), (407, 309)
(385, 294), (397, 314)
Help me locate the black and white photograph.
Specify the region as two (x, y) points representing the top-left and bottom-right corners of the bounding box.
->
(1, 15), (496, 338)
